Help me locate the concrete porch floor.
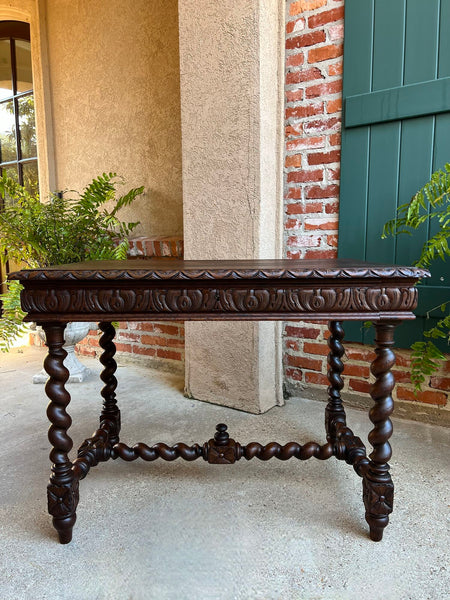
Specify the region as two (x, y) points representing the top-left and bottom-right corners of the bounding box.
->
(0, 347), (448, 600)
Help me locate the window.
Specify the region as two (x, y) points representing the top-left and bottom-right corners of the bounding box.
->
(0, 21), (38, 196)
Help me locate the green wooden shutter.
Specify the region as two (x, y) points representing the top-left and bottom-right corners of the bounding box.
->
(339, 0), (450, 349)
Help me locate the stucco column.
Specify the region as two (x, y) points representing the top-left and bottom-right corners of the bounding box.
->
(178, 0), (284, 413)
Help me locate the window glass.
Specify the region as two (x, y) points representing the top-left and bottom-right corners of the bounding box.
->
(0, 39), (12, 99)
(18, 95), (36, 158)
(22, 161), (38, 195)
(0, 99), (16, 162)
(15, 39), (32, 92)
(4, 164), (18, 182)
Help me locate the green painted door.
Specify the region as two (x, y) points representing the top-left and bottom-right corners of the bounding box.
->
(339, 0), (450, 348)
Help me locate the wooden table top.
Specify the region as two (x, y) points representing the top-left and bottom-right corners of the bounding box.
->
(9, 258), (429, 282)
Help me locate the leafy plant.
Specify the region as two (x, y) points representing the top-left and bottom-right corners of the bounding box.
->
(382, 162), (450, 389)
(0, 280), (28, 351)
(0, 172), (144, 350)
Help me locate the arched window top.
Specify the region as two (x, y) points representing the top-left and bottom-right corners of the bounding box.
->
(0, 21), (32, 100)
(0, 20), (30, 39)
(0, 20), (37, 195)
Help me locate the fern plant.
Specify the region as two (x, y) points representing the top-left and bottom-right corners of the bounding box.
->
(0, 172), (144, 350)
(382, 162), (450, 389)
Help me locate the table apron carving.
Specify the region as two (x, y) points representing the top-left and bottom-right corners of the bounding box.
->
(21, 282), (418, 322)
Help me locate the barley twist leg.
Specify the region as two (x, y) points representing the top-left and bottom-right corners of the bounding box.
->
(325, 321), (346, 442)
(99, 322), (120, 446)
(363, 320), (397, 541)
(42, 322), (78, 544)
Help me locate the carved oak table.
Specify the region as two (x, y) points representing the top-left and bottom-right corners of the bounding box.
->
(9, 258), (428, 544)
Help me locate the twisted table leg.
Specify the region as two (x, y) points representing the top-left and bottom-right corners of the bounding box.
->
(99, 322), (120, 446)
(363, 320), (397, 541)
(74, 323), (120, 478)
(325, 321), (346, 442)
(42, 322), (78, 544)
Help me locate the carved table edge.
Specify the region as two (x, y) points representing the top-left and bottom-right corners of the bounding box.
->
(9, 265), (430, 281)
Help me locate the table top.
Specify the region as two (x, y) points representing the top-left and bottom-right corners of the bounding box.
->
(9, 258), (429, 282)
(10, 258), (429, 323)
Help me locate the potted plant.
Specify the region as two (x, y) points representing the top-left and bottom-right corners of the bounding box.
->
(0, 172), (144, 380)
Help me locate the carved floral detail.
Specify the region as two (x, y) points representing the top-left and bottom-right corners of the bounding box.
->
(207, 444), (237, 464)
(47, 481), (79, 518)
(363, 479), (394, 516)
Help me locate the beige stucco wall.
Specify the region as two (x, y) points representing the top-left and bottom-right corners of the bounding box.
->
(41, 0), (183, 237)
(180, 0), (284, 260)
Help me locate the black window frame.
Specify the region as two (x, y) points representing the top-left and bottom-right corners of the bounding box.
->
(0, 21), (38, 191)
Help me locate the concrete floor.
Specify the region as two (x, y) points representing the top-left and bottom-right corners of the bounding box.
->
(0, 347), (449, 600)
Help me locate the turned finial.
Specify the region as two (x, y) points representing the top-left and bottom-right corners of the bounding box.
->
(214, 423), (229, 446)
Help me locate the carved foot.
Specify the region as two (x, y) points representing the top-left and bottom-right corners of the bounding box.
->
(49, 505), (78, 544)
(48, 479), (79, 544)
(363, 475), (394, 541)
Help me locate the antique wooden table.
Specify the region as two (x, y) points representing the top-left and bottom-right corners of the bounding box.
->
(10, 258), (428, 544)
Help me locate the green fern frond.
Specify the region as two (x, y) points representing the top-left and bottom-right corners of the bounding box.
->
(110, 185), (145, 216)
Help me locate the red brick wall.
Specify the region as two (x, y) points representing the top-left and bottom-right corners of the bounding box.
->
(284, 0), (343, 262)
(127, 236), (184, 259)
(283, 0), (449, 412)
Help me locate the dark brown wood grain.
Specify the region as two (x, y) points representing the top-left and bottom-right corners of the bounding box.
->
(9, 259), (428, 544)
